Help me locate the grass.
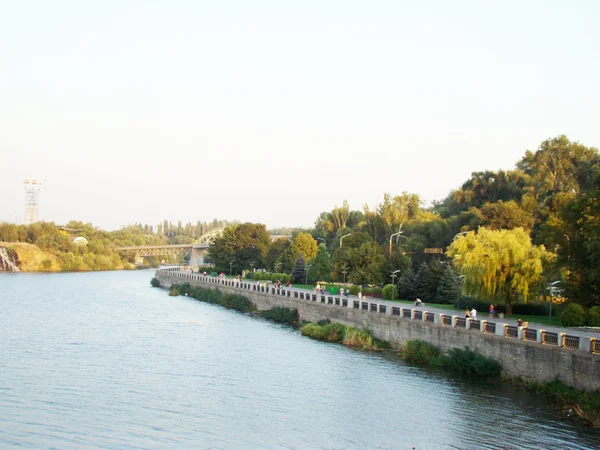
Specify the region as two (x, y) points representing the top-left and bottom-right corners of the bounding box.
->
(300, 322), (388, 350)
(512, 314), (562, 327)
(2, 242), (60, 272)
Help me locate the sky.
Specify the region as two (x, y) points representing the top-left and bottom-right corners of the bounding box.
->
(1, 1), (599, 231)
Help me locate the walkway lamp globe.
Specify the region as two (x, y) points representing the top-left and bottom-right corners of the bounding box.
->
(390, 270), (400, 302)
(340, 233), (351, 248)
(229, 260), (234, 276)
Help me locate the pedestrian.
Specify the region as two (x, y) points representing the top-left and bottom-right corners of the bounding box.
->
(340, 288), (344, 297)
(471, 308), (477, 320)
(464, 308), (470, 319)
(489, 304), (495, 318)
(358, 291), (362, 300)
(517, 318), (523, 327)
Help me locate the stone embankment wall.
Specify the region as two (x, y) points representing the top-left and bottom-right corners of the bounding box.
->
(156, 270), (600, 392)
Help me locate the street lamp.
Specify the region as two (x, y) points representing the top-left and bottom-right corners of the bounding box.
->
(340, 233), (351, 248)
(341, 264), (349, 287)
(304, 263), (312, 286)
(229, 260), (234, 276)
(274, 261), (282, 273)
(389, 232), (408, 255)
(249, 261), (255, 273)
(390, 269), (400, 301)
(316, 237), (326, 245)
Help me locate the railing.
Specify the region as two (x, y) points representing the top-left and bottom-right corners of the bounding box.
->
(542, 331), (559, 346)
(563, 335), (579, 350)
(155, 270), (599, 355)
(505, 326), (518, 338)
(524, 328), (537, 341)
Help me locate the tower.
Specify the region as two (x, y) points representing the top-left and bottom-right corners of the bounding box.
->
(24, 178), (41, 225)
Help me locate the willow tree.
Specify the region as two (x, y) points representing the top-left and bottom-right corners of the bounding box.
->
(447, 227), (554, 315)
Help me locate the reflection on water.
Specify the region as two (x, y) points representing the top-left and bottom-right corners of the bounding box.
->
(1, 271), (599, 449)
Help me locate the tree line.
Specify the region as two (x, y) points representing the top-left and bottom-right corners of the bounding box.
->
(207, 135), (600, 310)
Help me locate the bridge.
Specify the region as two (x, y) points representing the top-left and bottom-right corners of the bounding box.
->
(115, 230), (292, 266)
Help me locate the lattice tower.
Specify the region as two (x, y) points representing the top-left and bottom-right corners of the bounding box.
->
(24, 178), (41, 225)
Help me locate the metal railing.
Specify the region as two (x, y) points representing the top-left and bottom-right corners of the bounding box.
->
(402, 309), (411, 318)
(484, 322), (496, 334)
(469, 320), (480, 330)
(563, 335), (579, 350)
(524, 328), (537, 341)
(425, 312), (434, 322)
(456, 317), (466, 328)
(592, 339), (600, 354)
(506, 326), (518, 338)
(414, 311), (423, 320)
(441, 315), (452, 325)
(542, 331), (558, 346)
(392, 307), (401, 316)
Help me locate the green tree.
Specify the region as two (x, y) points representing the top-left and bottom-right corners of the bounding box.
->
(397, 268), (417, 300)
(292, 254), (307, 284)
(447, 227), (554, 315)
(291, 232), (318, 262)
(436, 265), (461, 304)
(308, 243), (332, 282)
(208, 223), (270, 274)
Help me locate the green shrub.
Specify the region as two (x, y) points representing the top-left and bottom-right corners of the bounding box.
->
(220, 294), (256, 313)
(587, 306), (600, 327)
(400, 340), (440, 364)
(169, 287), (180, 296)
(443, 347), (501, 378)
(561, 303), (586, 327)
(260, 307), (299, 325)
(382, 284), (399, 300)
(348, 285), (360, 295)
(301, 322), (346, 342)
(150, 277), (160, 287)
(344, 327), (388, 350)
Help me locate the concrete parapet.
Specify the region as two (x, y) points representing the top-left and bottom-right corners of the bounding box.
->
(517, 326), (525, 340)
(497, 323), (507, 337)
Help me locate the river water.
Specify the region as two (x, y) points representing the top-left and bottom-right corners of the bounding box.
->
(1, 270), (599, 449)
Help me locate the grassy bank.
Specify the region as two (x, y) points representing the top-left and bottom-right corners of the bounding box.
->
(260, 307), (299, 326)
(300, 321), (388, 350)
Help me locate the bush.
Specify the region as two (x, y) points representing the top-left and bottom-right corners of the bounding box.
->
(382, 284), (399, 300)
(400, 340), (440, 364)
(169, 287), (180, 296)
(260, 307), (299, 325)
(344, 327), (388, 350)
(150, 277), (160, 287)
(301, 322), (346, 342)
(561, 303), (586, 327)
(220, 294), (256, 313)
(348, 285), (360, 295)
(587, 306), (600, 327)
(442, 347), (502, 378)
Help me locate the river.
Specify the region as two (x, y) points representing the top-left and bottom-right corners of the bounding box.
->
(1, 270), (599, 449)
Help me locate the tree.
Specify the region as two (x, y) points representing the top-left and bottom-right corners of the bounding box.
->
(477, 200), (534, 231)
(291, 232), (318, 262)
(335, 241), (385, 286)
(208, 223), (270, 274)
(447, 227), (554, 315)
(308, 244), (332, 282)
(292, 254), (307, 284)
(397, 269), (418, 300)
(436, 265), (461, 304)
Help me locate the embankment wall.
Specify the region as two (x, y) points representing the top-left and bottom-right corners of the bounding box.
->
(157, 271), (600, 392)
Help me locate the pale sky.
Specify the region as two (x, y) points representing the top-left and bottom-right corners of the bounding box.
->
(1, 1), (598, 231)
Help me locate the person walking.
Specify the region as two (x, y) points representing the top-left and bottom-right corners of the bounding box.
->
(471, 308), (477, 320)
(464, 308), (470, 319)
(489, 304), (495, 318)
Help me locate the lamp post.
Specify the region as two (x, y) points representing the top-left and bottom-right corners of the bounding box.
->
(274, 261), (281, 273)
(341, 264), (349, 287)
(316, 237), (326, 246)
(389, 232), (408, 256)
(249, 261), (255, 274)
(340, 233), (351, 248)
(304, 263), (312, 286)
(390, 269), (400, 301)
(229, 260), (234, 276)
